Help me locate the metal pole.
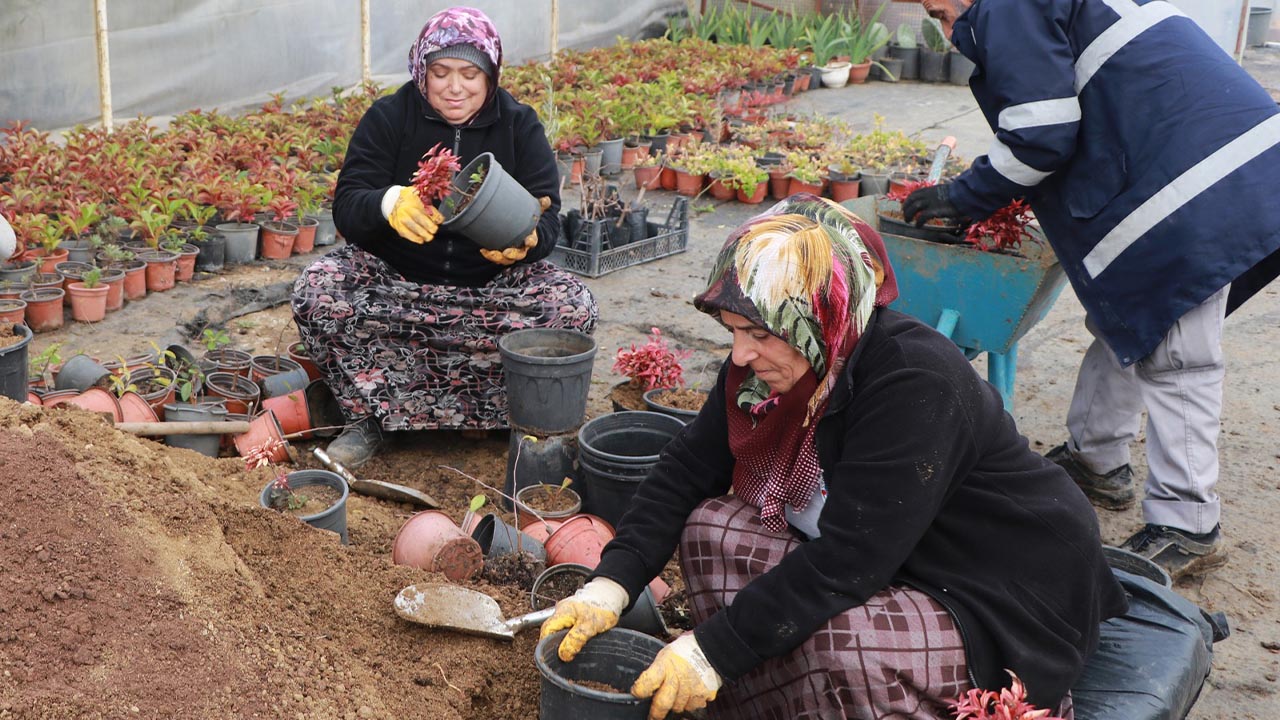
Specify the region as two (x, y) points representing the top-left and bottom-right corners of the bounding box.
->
(1233, 0), (1250, 62)
(93, 0), (113, 131)
(360, 0), (371, 85)
(550, 0), (560, 59)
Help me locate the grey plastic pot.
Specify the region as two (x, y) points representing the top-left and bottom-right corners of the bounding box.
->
(537, 628), (665, 720)
(598, 137), (624, 176)
(313, 206), (337, 246)
(919, 47), (949, 83)
(163, 402), (228, 457)
(503, 431), (579, 511)
(259, 469), (350, 544)
(888, 44), (919, 80)
(471, 512), (547, 562)
(497, 328), (597, 435)
(949, 51), (976, 85)
(215, 222), (259, 265)
(0, 259), (38, 283)
(440, 152), (542, 251)
(577, 411), (685, 526)
(194, 233), (226, 272)
(0, 322), (32, 402)
(641, 387), (705, 424)
(54, 353), (112, 392)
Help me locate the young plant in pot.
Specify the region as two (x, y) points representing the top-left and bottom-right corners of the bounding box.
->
(412, 143), (542, 252)
(610, 327), (700, 413)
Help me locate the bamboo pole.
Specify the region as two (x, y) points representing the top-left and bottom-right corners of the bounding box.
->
(360, 0), (371, 85)
(115, 421), (252, 436)
(550, 0), (560, 59)
(93, 0), (113, 131)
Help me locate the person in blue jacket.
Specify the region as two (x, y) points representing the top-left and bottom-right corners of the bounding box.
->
(905, 0), (1280, 581)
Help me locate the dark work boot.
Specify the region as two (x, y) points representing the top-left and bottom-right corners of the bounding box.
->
(1120, 524), (1227, 581)
(325, 416), (383, 471)
(1045, 443), (1135, 510)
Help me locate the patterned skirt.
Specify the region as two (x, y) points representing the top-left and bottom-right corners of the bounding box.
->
(680, 496), (1073, 720)
(291, 245), (598, 431)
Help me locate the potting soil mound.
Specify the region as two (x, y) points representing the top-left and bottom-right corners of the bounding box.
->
(0, 400), (542, 719)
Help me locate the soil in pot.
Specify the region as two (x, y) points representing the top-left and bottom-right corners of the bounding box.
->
(265, 481), (343, 518)
(608, 381), (647, 412)
(480, 551), (545, 592)
(646, 387), (707, 412)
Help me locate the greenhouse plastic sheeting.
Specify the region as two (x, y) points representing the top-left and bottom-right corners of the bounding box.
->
(0, 0), (686, 130)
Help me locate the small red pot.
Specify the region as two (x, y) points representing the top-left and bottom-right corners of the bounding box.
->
(706, 178), (735, 201)
(673, 169), (705, 197)
(391, 510), (484, 582)
(19, 287), (65, 333)
(121, 261), (147, 301)
(66, 387), (123, 421)
(66, 282), (109, 323)
(544, 514), (617, 568)
(634, 166), (662, 191)
(259, 222), (297, 260)
(736, 181), (769, 204)
(140, 251), (178, 292)
(659, 166), (678, 191)
(829, 178), (862, 202)
(292, 218), (318, 254)
(788, 178), (825, 197)
(118, 391), (159, 423)
(233, 410), (290, 465)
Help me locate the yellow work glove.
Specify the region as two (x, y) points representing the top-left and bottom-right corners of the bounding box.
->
(539, 577), (628, 662)
(388, 186), (443, 244)
(479, 195), (551, 265)
(632, 633), (722, 720)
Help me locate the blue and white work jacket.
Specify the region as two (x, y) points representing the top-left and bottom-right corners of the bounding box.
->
(948, 0), (1280, 365)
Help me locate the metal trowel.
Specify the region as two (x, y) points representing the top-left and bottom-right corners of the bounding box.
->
(394, 583), (554, 641)
(313, 448), (439, 508)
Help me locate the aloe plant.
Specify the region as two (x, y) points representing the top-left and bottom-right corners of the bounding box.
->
(895, 23), (917, 49)
(846, 3), (891, 64)
(803, 13), (847, 67)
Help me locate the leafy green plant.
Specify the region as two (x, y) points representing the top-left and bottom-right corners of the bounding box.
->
(895, 23), (917, 49)
(922, 17), (949, 53)
(107, 359), (139, 398)
(79, 267), (103, 289)
(201, 328), (231, 351)
(845, 4), (891, 65)
(29, 342), (63, 387)
(803, 13), (847, 67)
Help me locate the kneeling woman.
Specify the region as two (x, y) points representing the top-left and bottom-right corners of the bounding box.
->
(542, 196), (1127, 719)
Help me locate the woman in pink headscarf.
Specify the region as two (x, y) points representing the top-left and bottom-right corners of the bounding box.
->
(542, 195), (1126, 720)
(292, 7), (596, 471)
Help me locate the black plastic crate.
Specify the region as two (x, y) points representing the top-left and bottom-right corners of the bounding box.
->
(550, 198), (689, 278)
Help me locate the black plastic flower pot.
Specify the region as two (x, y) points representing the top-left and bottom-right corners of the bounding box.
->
(258, 469), (350, 544)
(440, 151), (542, 251)
(0, 322), (33, 402)
(497, 328), (597, 435)
(471, 512), (547, 562)
(536, 628), (665, 720)
(577, 411), (685, 526)
(194, 233), (226, 272)
(504, 431), (580, 512)
(529, 563), (668, 636)
(54, 353), (112, 392)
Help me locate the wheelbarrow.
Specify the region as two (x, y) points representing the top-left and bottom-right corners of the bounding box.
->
(842, 194), (1067, 411)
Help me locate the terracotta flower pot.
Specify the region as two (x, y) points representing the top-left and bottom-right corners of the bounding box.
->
(27, 248), (69, 274)
(66, 281), (109, 323)
(204, 347), (253, 377)
(829, 178), (862, 202)
(659, 166), (677, 191)
(768, 169), (790, 200)
(735, 181), (769, 204)
(248, 354), (304, 384)
(100, 267), (126, 312)
(673, 169), (705, 197)
(544, 514), (616, 568)
(788, 178), (825, 197)
(121, 260), (147, 300)
(233, 409), (290, 465)
(515, 483), (584, 530)
(707, 177), (735, 201)
(847, 60), (873, 84)
(204, 371), (261, 415)
(66, 387), (123, 421)
(118, 390), (159, 422)
(174, 244), (199, 282)
(259, 221), (297, 260)
(619, 145), (641, 171)
(18, 287), (65, 333)
(634, 165), (662, 191)
(287, 342), (322, 382)
(292, 217), (318, 254)
(40, 389), (79, 408)
(139, 250), (178, 292)
(391, 510), (484, 582)
(26, 391), (43, 406)
(260, 388), (313, 438)
(0, 298), (26, 324)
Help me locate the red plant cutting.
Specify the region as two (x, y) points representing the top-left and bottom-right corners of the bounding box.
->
(964, 199), (1035, 253)
(884, 178), (935, 204)
(949, 671), (1064, 720)
(613, 327), (692, 391)
(411, 143), (462, 205)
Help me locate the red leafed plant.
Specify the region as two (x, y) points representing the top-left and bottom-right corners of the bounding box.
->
(884, 178), (935, 204)
(950, 670), (1064, 720)
(267, 195), (298, 224)
(965, 199), (1035, 253)
(411, 143), (462, 205)
(613, 327), (692, 391)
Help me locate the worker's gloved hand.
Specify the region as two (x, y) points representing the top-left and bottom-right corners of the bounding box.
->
(632, 633), (722, 720)
(479, 196), (550, 265)
(902, 182), (963, 227)
(539, 577), (628, 662)
(387, 186), (443, 244)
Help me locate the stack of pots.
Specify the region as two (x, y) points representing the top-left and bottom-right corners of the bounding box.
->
(496, 328), (597, 508)
(576, 411), (685, 528)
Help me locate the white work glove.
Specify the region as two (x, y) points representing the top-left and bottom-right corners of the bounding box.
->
(632, 632), (723, 720)
(0, 215), (16, 261)
(539, 577), (629, 661)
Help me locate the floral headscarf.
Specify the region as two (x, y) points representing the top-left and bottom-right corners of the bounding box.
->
(408, 7), (504, 108)
(694, 194), (898, 532)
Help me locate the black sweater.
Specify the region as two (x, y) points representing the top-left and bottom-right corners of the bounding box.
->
(592, 308), (1128, 708)
(332, 82), (561, 287)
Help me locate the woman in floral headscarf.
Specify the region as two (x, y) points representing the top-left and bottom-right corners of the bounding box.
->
(292, 7), (596, 470)
(542, 195), (1126, 720)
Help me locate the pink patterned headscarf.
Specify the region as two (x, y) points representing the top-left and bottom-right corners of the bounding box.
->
(408, 7), (504, 105)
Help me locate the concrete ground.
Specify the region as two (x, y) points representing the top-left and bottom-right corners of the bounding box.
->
(575, 51), (1280, 719)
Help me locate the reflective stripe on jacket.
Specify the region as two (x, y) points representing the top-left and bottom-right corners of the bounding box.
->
(949, 0), (1280, 364)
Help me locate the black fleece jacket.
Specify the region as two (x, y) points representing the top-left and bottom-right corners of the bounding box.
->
(592, 308), (1128, 708)
(332, 82), (561, 287)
